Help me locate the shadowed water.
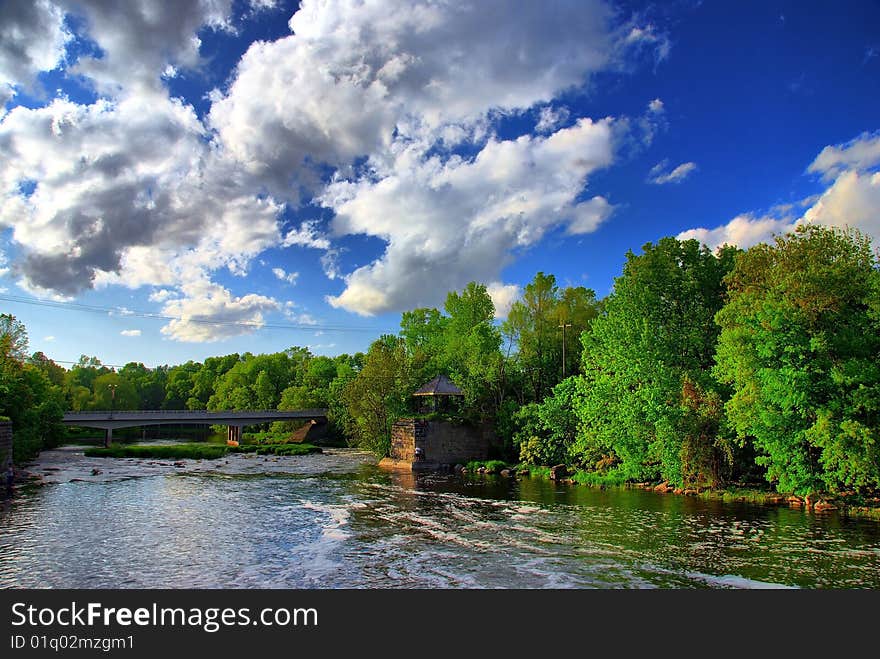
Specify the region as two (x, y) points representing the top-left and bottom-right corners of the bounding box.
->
(1, 450), (879, 588)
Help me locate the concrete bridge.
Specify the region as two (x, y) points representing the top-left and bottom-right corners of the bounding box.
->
(62, 409), (328, 447)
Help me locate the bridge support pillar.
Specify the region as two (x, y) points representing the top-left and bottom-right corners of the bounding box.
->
(104, 428), (113, 448)
(227, 425), (242, 445)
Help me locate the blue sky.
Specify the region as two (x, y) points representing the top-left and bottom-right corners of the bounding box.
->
(1, 0), (878, 368)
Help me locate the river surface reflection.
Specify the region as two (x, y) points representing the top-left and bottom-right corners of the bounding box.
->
(2, 449), (879, 588)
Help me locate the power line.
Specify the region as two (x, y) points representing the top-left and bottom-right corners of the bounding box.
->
(0, 293), (380, 333)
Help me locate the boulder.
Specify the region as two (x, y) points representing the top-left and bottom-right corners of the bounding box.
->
(787, 496), (804, 506)
(813, 500), (838, 512)
(500, 469), (511, 478)
(549, 464), (568, 480)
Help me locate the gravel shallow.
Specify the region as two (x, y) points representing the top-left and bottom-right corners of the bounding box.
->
(19, 444), (377, 485)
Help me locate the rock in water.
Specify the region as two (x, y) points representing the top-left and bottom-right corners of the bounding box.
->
(550, 464), (568, 480)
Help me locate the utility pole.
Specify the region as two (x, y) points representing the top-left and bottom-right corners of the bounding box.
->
(108, 383), (117, 418)
(558, 323), (572, 379)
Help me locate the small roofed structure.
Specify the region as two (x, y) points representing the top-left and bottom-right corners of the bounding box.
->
(413, 374), (463, 412)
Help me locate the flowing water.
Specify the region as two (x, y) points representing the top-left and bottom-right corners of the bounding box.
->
(2, 447), (879, 588)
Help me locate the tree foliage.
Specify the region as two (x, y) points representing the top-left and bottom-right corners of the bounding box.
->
(574, 237), (737, 486)
(714, 225), (880, 494)
(0, 315), (64, 461)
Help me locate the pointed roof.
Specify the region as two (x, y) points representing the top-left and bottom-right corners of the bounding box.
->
(412, 374), (464, 397)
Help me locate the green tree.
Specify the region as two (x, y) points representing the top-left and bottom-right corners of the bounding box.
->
(0, 314), (29, 361)
(575, 237), (737, 486)
(92, 372), (140, 411)
(504, 273), (600, 401)
(0, 316), (64, 461)
(515, 376), (579, 466)
(714, 225), (880, 494)
(341, 335), (414, 456)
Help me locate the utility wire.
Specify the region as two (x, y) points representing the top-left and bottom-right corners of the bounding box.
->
(0, 293), (380, 333)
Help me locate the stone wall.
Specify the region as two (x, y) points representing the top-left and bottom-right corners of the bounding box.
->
(0, 421), (12, 470)
(390, 418), (487, 465)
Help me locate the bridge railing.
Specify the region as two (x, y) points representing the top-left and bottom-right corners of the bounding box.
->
(62, 409), (328, 419)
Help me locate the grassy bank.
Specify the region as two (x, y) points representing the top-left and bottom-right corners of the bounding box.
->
(84, 444), (228, 459)
(84, 442), (322, 459)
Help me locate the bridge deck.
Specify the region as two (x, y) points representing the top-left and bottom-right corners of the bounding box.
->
(62, 409), (327, 430)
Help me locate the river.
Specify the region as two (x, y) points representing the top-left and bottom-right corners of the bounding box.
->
(2, 446), (879, 588)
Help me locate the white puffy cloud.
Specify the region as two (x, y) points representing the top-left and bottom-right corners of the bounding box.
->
(801, 169), (880, 242)
(566, 196), (615, 235)
(807, 130), (880, 181)
(159, 280), (279, 342)
(0, 0), (71, 93)
(648, 159), (697, 185)
(678, 213), (794, 251)
(281, 220), (331, 250)
(0, 91), (281, 295)
(486, 282), (521, 320)
(61, 0), (234, 93)
(323, 118), (615, 315)
(120, 329), (141, 337)
(1, 0), (646, 337)
(209, 0), (614, 194)
(678, 131), (880, 250)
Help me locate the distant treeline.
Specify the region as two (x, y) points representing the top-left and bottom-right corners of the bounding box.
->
(2, 225), (878, 496)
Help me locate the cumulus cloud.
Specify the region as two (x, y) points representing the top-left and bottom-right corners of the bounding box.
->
(678, 213), (794, 251)
(281, 220), (331, 250)
(323, 117), (615, 315)
(0, 0), (643, 337)
(208, 0), (614, 194)
(120, 329), (141, 337)
(0, 0), (71, 93)
(0, 92), (281, 296)
(61, 0), (234, 93)
(486, 282), (521, 320)
(159, 280), (279, 342)
(678, 131), (880, 250)
(648, 159), (697, 184)
(807, 130), (880, 181)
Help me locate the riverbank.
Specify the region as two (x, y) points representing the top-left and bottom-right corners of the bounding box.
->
(462, 460), (880, 521)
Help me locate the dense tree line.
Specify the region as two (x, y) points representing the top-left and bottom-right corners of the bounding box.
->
(524, 225), (880, 496)
(2, 224), (878, 497)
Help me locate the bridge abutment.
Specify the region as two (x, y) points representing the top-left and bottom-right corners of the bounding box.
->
(227, 425), (242, 445)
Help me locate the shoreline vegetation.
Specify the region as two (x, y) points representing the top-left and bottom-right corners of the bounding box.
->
(3, 226), (880, 520)
(460, 460), (880, 520)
